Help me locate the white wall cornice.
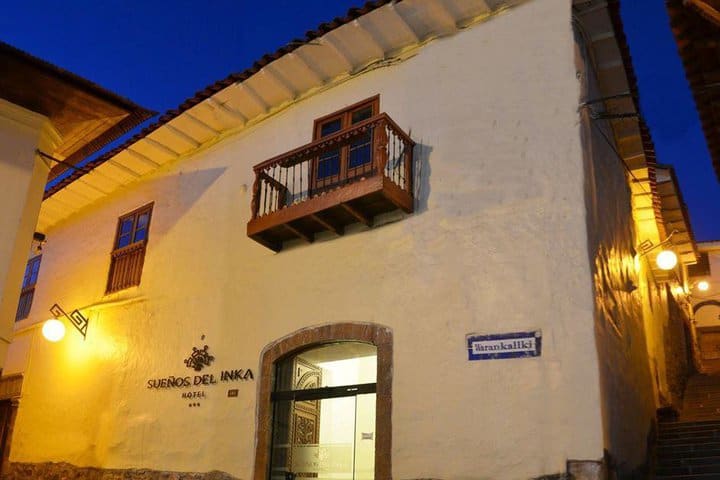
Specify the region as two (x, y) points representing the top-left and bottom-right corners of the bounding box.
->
(0, 98), (61, 154)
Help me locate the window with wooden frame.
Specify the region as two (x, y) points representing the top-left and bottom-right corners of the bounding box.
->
(311, 96), (379, 193)
(15, 255), (41, 321)
(106, 203), (153, 293)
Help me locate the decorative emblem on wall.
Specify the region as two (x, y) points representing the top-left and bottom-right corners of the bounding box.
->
(184, 345), (215, 371)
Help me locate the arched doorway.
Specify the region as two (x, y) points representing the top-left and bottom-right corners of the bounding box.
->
(254, 323), (392, 480)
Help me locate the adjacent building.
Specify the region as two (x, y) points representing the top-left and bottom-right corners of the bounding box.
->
(0, 1), (708, 479)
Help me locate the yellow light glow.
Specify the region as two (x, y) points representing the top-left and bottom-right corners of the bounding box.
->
(656, 250), (678, 271)
(698, 280), (710, 292)
(42, 319), (65, 342)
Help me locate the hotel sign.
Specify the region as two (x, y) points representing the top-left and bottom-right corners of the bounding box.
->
(467, 330), (542, 360)
(145, 342), (254, 407)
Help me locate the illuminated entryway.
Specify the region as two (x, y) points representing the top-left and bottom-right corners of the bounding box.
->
(269, 342), (377, 480)
(254, 324), (391, 480)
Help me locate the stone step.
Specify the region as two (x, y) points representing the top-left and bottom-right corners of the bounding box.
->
(656, 474), (720, 479)
(659, 431), (720, 442)
(657, 444), (720, 457)
(658, 456), (720, 468)
(660, 420), (720, 431)
(658, 436), (720, 447)
(657, 464), (720, 476)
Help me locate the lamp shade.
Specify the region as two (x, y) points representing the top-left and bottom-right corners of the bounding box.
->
(656, 250), (678, 270)
(42, 319), (65, 342)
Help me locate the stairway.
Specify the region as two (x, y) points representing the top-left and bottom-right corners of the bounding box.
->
(656, 375), (720, 479)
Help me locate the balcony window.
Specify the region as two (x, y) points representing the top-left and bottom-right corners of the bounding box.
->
(247, 96), (414, 251)
(312, 97), (378, 192)
(106, 203), (153, 293)
(15, 255), (41, 321)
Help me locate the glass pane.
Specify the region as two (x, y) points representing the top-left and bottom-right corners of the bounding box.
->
(275, 342), (377, 392)
(270, 395), (375, 480)
(136, 212), (150, 230)
(119, 217), (134, 236)
(349, 137), (372, 169)
(29, 262), (40, 285)
(117, 233), (132, 249)
(354, 393), (376, 480)
(22, 262), (32, 288)
(133, 227), (147, 243)
(317, 153), (340, 179)
(320, 119), (342, 138)
(351, 106), (373, 124)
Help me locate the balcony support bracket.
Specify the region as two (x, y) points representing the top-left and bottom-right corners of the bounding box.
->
(341, 202), (372, 227)
(310, 214), (344, 236)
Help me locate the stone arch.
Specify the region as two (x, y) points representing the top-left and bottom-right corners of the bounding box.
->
(253, 322), (392, 480)
(694, 300), (720, 314)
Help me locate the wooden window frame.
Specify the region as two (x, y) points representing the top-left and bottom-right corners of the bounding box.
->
(106, 202), (154, 293)
(15, 255), (41, 321)
(254, 322), (392, 480)
(310, 95), (380, 193)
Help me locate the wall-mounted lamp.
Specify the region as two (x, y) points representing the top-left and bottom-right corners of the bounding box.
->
(43, 303), (88, 342)
(638, 230), (679, 271)
(42, 319), (65, 342)
(32, 232), (46, 254)
(656, 250), (678, 271)
(697, 280), (711, 292)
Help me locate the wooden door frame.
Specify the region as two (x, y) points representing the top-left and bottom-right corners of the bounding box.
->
(254, 322), (392, 480)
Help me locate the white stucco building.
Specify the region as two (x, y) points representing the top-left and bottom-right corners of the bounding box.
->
(0, 1), (704, 479)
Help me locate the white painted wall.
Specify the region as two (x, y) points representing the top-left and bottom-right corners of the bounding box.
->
(0, 99), (57, 369)
(7, 1), (604, 478)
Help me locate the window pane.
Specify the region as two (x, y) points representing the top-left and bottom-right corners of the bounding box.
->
(133, 228), (147, 243)
(354, 393), (376, 480)
(119, 217), (134, 236)
(270, 397), (365, 480)
(25, 257), (41, 287)
(349, 137), (372, 169)
(22, 263), (32, 288)
(317, 152), (340, 179)
(320, 119), (342, 138)
(117, 233), (132, 249)
(29, 267), (40, 285)
(351, 106), (373, 124)
(136, 212), (150, 230)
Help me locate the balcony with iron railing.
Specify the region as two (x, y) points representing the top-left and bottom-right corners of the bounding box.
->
(247, 113), (414, 251)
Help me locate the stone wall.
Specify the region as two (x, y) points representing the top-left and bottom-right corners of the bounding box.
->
(6, 462), (238, 480)
(663, 291), (692, 405)
(575, 21), (657, 480)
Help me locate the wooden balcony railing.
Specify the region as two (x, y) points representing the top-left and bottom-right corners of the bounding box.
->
(247, 113), (414, 251)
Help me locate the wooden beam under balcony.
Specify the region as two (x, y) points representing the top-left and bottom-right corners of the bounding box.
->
(248, 174), (412, 252)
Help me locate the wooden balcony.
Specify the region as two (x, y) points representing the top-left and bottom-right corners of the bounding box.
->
(247, 113), (415, 251)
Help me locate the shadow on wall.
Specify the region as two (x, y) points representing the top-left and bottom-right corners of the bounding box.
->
(148, 166), (227, 238)
(413, 142), (432, 214)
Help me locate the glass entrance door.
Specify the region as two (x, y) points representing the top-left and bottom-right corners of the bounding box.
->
(269, 343), (377, 480)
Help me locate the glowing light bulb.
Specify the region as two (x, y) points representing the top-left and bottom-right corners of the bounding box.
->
(698, 280), (710, 292)
(656, 250), (678, 271)
(42, 319), (65, 342)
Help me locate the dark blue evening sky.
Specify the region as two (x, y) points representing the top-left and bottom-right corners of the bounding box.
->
(622, 1), (720, 241)
(1, 1), (717, 240)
